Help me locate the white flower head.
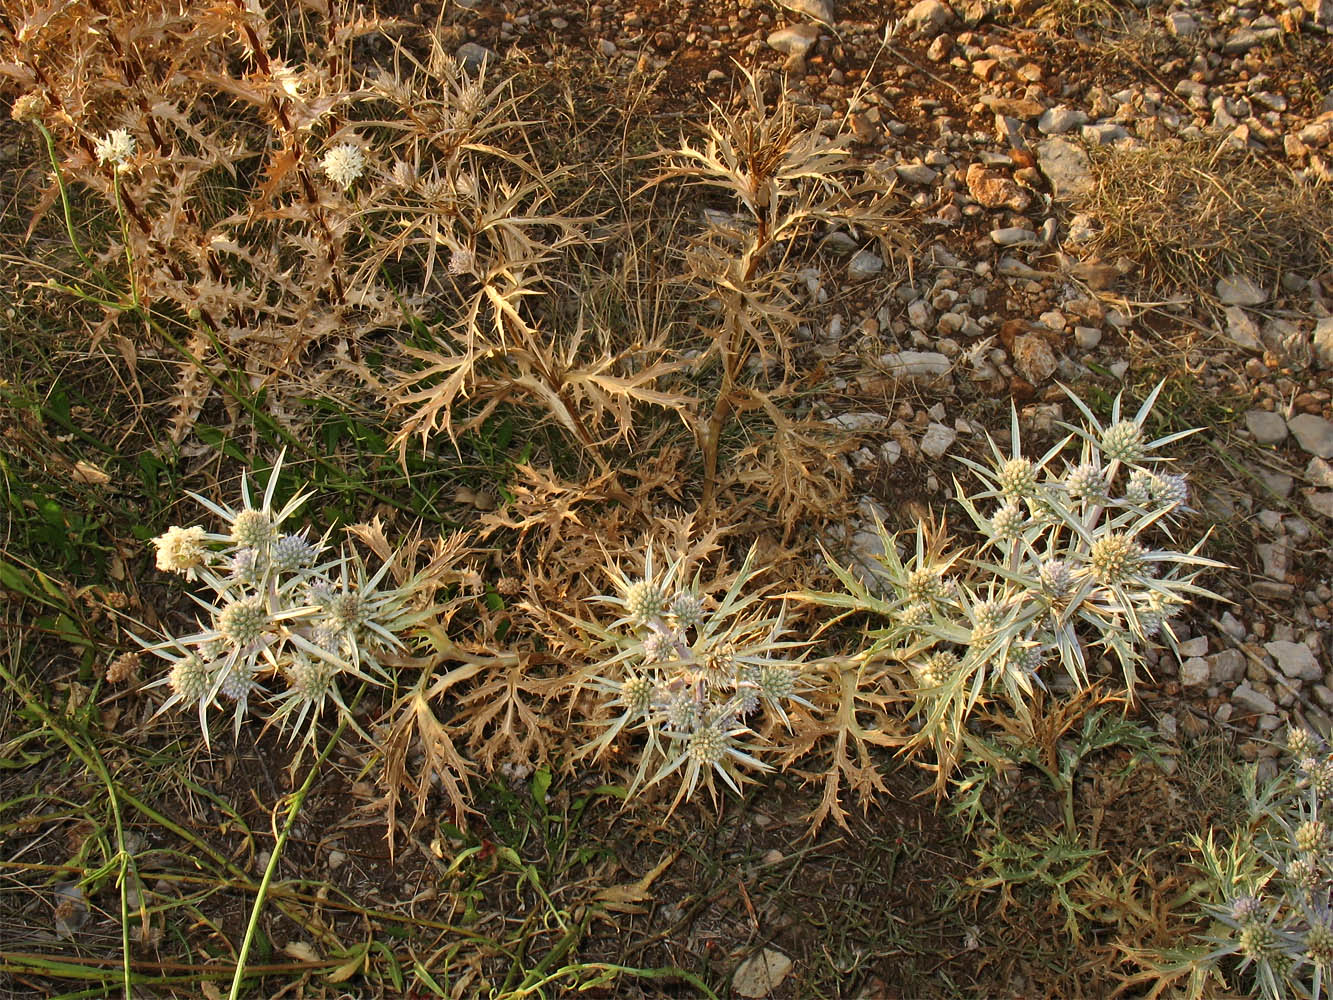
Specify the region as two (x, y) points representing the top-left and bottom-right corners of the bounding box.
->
(321, 142), (366, 190)
(94, 128), (135, 169)
(154, 525), (209, 575)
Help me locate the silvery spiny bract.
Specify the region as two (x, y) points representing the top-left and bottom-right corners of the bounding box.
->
(807, 382), (1222, 788)
(139, 452), (428, 749)
(583, 540), (810, 810)
(1195, 727), (1333, 999)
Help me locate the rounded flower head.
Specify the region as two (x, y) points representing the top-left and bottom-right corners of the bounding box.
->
(918, 650), (958, 688)
(700, 642), (736, 686)
(1089, 533), (1144, 586)
(996, 457), (1038, 500)
(1151, 472), (1189, 508)
(668, 591), (706, 630)
(154, 525), (209, 575)
(218, 659), (258, 702)
(664, 691), (698, 731)
(1287, 855), (1322, 892)
(1230, 895), (1264, 926)
(622, 579), (667, 626)
(287, 656), (335, 701)
(11, 92), (47, 123)
(1065, 463), (1106, 501)
(991, 500), (1027, 541)
(620, 675), (656, 716)
(1039, 559), (1074, 598)
(218, 596), (267, 647)
(321, 142), (366, 189)
(972, 600), (1004, 638)
(1296, 819), (1327, 854)
(1314, 759), (1333, 797)
(1100, 420), (1145, 464)
(1125, 469), (1155, 505)
(686, 724), (728, 768)
(900, 601), (931, 629)
(271, 534), (316, 573)
(230, 508), (275, 549)
(1306, 920), (1333, 967)
(1289, 727), (1318, 759)
(1238, 922), (1279, 961)
(94, 128), (135, 169)
(758, 664), (797, 701)
(906, 567), (945, 603)
(642, 629), (675, 664)
(230, 547), (262, 586)
(1007, 642), (1043, 675)
(326, 591), (365, 631)
(169, 653), (212, 705)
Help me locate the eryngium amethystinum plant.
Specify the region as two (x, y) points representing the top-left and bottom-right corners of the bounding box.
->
(1193, 727), (1333, 999)
(141, 453), (426, 748)
(807, 382), (1222, 788)
(581, 542), (810, 810)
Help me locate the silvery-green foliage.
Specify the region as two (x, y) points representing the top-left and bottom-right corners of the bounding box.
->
(1195, 728), (1333, 999)
(141, 452), (425, 748)
(582, 542), (810, 810)
(808, 383), (1222, 777)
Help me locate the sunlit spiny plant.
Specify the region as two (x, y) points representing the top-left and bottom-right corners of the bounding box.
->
(580, 539), (811, 810)
(140, 452), (431, 750)
(805, 382), (1224, 791)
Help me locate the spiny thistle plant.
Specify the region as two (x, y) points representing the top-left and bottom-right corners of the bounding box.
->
(139, 453), (430, 751)
(806, 382), (1223, 791)
(1194, 727), (1333, 999)
(579, 540), (811, 810)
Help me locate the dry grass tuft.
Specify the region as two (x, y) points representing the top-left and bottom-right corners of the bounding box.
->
(1077, 137), (1333, 297)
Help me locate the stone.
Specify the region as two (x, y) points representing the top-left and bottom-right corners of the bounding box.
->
(905, 0), (954, 35)
(1180, 657), (1211, 687)
(1310, 493), (1333, 518)
(1223, 307), (1263, 351)
(990, 226), (1038, 246)
(1313, 318), (1333, 369)
(782, 0), (834, 22)
(1210, 649), (1247, 684)
(1082, 123), (1129, 145)
(920, 422), (957, 458)
(896, 163), (939, 185)
(1012, 333), (1058, 383)
(1036, 138), (1094, 201)
(456, 42), (498, 71)
(847, 250), (883, 280)
(1178, 636), (1210, 658)
(907, 300), (931, 328)
(827, 411), (889, 430)
(880, 351), (951, 378)
(1216, 274), (1267, 306)
(1038, 106), (1089, 135)
(1266, 640), (1323, 681)
(1256, 539), (1290, 580)
(1222, 28), (1262, 54)
(766, 24), (820, 56)
(1308, 456), (1333, 488)
(1074, 326), (1102, 350)
(1233, 682), (1278, 716)
(1245, 409), (1289, 445)
(734, 949), (794, 998)
(965, 164), (1031, 211)
(926, 34), (953, 61)
(1289, 415), (1333, 458)
(1166, 11), (1198, 36)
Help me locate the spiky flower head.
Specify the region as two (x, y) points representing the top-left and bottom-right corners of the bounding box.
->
(900, 601), (931, 629)
(1314, 759), (1333, 797)
(620, 675), (656, 716)
(996, 457), (1038, 500)
(701, 643), (736, 686)
(1089, 533), (1144, 586)
(10, 92), (47, 123)
(686, 723), (728, 768)
(1239, 922), (1279, 961)
(389, 158), (416, 189)
(94, 128), (135, 169)
(734, 684), (761, 717)
(1306, 920), (1333, 967)
(321, 142), (366, 189)
(1151, 472), (1189, 508)
(918, 650), (958, 688)
(231, 508), (275, 549)
(668, 591), (706, 630)
(448, 247), (475, 275)
(1287, 855), (1322, 892)
(169, 653), (211, 704)
(271, 534), (316, 572)
(105, 651), (141, 684)
(1230, 895), (1264, 926)
(230, 547), (262, 586)
(664, 691), (698, 732)
(1065, 463), (1107, 500)
(1125, 469), (1156, 505)
(1007, 642), (1043, 674)
(218, 659), (258, 701)
(1289, 727), (1319, 760)
(642, 629), (674, 664)
(217, 596), (267, 647)
(287, 656), (335, 700)
(154, 525), (209, 574)
(326, 591), (365, 631)
(906, 567), (946, 603)
(622, 580), (667, 626)
(972, 600), (1004, 639)
(758, 665), (797, 701)
(1296, 819), (1328, 854)
(1039, 559), (1074, 598)
(1100, 420), (1145, 464)
(991, 500), (1027, 541)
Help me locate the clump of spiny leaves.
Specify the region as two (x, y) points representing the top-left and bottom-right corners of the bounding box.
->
(1194, 727), (1333, 998)
(581, 540), (810, 810)
(141, 453), (431, 750)
(805, 382), (1222, 791)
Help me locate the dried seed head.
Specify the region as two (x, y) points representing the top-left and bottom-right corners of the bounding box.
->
(664, 691), (698, 731)
(448, 247), (475, 275)
(154, 525), (208, 574)
(622, 580), (667, 626)
(991, 500), (1027, 541)
(1100, 420), (1145, 463)
(996, 457), (1038, 499)
(900, 601), (931, 628)
(230, 509), (274, 549)
(287, 656), (334, 700)
(169, 653), (211, 704)
(700, 643), (736, 686)
(321, 142), (366, 189)
(10, 92), (47, 123)
(1065, 463), (1107, 500)
(389, 158), (416, 188)
(271, 534), (315, 572)
(1089, 533), (1144, 586)
(218, 659), (258, 701)
(326, 591), (364, 631)
(1296, 820), (1327, 854)
(1306, 920), (1333, 967)
(918, 650), (958, 688)
(94, 128), (135, 169)
(668, 591), (706, 630)
(686, 724), (728, 767)
(105, 651), (141, 684)
(218, 597), (267, 647)
(906, 567), (945, 603)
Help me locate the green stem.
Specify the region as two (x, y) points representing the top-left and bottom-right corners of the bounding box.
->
(227, 690), (360, 1000)
(34, 123), (98, 277)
